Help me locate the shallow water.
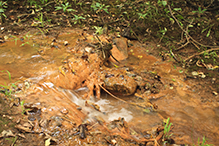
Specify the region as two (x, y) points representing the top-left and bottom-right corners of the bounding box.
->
(0, 30), (218, 145)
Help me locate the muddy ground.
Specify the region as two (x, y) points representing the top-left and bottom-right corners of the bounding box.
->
(0, 28), (218, 146)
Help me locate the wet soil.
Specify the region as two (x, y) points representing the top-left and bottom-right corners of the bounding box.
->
(0, 29), (218, 146)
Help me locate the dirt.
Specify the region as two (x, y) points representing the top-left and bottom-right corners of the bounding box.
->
(0, 29), (218, 146)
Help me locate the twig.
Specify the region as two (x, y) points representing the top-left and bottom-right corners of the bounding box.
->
(175, 41), (189, 51)
(168, 5), (219, 49)
(131, 28), (142, 43)
(99, 84), (128, 103)
(169, 49), (180, 62)
(184, 48), (219, 62)
(175, 19), (193, 51)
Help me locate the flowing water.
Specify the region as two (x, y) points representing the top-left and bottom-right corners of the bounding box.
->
(0, 29), (219, 145)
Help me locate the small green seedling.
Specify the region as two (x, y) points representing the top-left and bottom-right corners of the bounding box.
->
(94, 26), (104, 35)
(196, 136), (213, 146)
(163, 117), (173, 140)
(72, 14), (85, 24)
(20, 100), (30, 115)
(91, 2), (110, 14)
(0, 70), (14, 98)
(192, 7), (207, 14)
(55, 2), (75, 13)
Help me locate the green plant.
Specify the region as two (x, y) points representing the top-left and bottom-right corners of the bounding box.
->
(158, 27), (167, 43)
(93, 26), (104, 35)
(20, 31), (31, 47)
(202, 50), (218, 64)
(163, 117), (173, 142)
(196, 136), (213, 146)
(55, 1), (75, 13)
(137, 2), (158, 21)
(192, 7), (207, 15)
(201, 24), (214, 37)
(0, 70), (17, 99)
(0, 1), (7, 23)
(157, 0), (167, 7)
(34, 12), (44, 27)
(91, 2), (110, 14)
(72, 14), (85, 24)
(10, 35), (19, 45)
(20, 100), (27, 115)
(5, 136), (18, 146)
(27, 0), (37, 6)
(40, 0), (48, 5)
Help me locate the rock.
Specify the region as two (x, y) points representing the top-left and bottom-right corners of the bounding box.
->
(103, 69), (137, 96)
(110, 37), (128, 62)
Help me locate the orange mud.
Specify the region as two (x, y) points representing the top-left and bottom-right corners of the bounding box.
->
(0, 29), (219, 145)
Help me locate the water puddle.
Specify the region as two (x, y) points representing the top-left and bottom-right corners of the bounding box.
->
(0, 29), (218, 145)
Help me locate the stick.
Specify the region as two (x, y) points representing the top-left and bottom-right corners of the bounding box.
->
(99, 84), (128, 103)
(168, 5), (219, 49)
(184, 48), (219, 62)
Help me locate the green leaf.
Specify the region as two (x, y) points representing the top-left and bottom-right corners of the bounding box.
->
(173, 8), (182, 11)
(206, 28), (211, 37)
(67, 8), (75, 12)
(55, 7), (62, 11)
(20, 100), (24, 106)
(162, 1), (167, 6)
(1, 70), (11, 81)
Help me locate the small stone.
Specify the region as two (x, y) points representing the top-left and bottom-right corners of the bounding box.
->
(111, 139), (117, 145)
(51, 42), (54, 47)
(60, 108), (68, 114)
(77, 107), (82, 111)
(85, 47), (92, 53)
(192, 71), (198, 76)
(212, 78), (216, 83)
(64, 41), (68, 46)
(213, 91), (218, 96)
(198, 72), (206, 78)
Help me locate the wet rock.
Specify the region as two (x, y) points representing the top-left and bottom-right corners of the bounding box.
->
(103, 69), (137, 96)
(77, 107), (82, 111)
(52, 53), (103, 98)
(110, 37), (128, 62)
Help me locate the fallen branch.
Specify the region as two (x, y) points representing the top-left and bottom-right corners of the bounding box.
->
(168, 5), (219, 49)
(184, 48), (219, 62)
